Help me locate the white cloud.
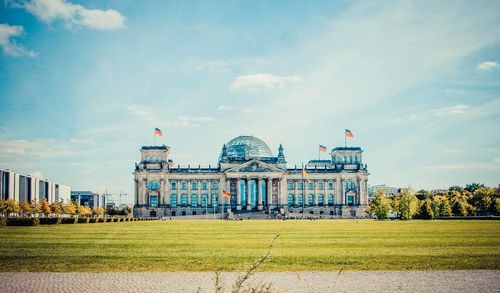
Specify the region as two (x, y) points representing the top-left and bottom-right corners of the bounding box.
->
(394, 105), (470, 122)
(127, 104), (153, 117)
(0, 139), (75, 158)
(69, 138), (95, 145)
(217, 105), (234, 111)
(230, 73), (300, 91)
(476, 61), (500, 70)
(171, 116), (216, 127)
(445, 148), (464, 153)
(14, 0), (125, 30)
(0, 23), (37, 57)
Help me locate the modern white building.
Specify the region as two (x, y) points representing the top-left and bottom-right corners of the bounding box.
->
(368, 184), (401, 198)
(0, 168), (71, 203)
(133, 135), (369, 218)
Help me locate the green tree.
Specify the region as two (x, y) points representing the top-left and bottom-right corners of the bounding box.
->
(42, 199), (51, 216)
(492, 198), (500, 216)
(438, 197), (452, 217)
(451, 198), (468, 216)
(368, 190), (392, 220)
(397, 189), (418, 220)
(417, 200), (434, 219)
(465, 183), (485, 193)
(415, 189), (431, 201)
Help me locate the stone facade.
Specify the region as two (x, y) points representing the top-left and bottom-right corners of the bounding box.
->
(133, 135), (369, 218)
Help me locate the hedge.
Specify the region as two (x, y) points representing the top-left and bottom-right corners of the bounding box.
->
(60, 218), (77, 224)
(39, 218), (61, 225)
(106, 218), (112, 222)
(7, 218), (40, 226)
(77, 218), (90, 224)
(98, 218), (105, 223)
(88, 218), (97, 223)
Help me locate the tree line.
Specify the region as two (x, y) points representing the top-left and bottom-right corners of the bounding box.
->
(368, 183), (500, 220)
(0, 199), (106, 217)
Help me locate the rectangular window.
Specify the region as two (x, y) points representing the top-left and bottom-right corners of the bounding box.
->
(150, 196), (158, 207)
(171, 182), (177, 190)
(318, 182), (324, 190)
(202, 182), (207, 190)
(191, 182), (197, 190)
(288, 181), (294, 190)
(328, 182), (334, 190)
(297, 182), (303, 190)
(308, 182), (314, 190)
(181, 182), (187, 190)
(211, 181), (219, 190)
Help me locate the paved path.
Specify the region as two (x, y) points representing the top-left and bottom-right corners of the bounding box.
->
(0, 271), (499, 292)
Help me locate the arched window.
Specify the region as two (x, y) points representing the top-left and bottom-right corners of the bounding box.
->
(201, 194), (208, 207)
(211, 194), (218, 207)
(328, 181), (334, 190)
(307, 194), (314, 206)
(181, 194), (188, 206)
(307, 182), (314, 190)
(191, 194), (198, 207)
(149, 181), (159, 190)
(297, 193), (304, 206)
(288, 181), (294, 190)
(181, 181), (187, 190)
(346, 181), (356, 191)
(297, 181), (303, 190)
(318, 181), (324, 190)
(170, 194), (177, 207)
(288, 194), (294, 206)
(318, 194), (324, 205)
(211, 180), (219, 190)
(149, 210), (157, 217)
(328, 194), (334, 206)
(201, 182), (208, 190)
(191, 181), (197, 190)
(171, 181), (177, 190)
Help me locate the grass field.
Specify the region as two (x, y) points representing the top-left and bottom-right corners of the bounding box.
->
(0, 220), (499, 272)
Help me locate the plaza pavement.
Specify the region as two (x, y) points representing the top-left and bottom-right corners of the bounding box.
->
(0, 270), (498, 292)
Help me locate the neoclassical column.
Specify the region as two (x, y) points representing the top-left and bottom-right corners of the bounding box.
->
(197, 180), (201, 207)
(142, 178), (148, 205)
(267, 178), (273, 206)
(159, 179), (164, 205)
(165, 178), (170, 206)
(336, 178), (342, 205)
(257, 177), (263, 210)
(246, 178), (251, 210)
(236, 178), (242, 210)
(313, 180), (318, 206)
(294, 179), (298, 205)
(187, 180), (192, 206)
(176, 180), (180, 207)
(279, 177), (287, 207)
(134, 179), (139, 205)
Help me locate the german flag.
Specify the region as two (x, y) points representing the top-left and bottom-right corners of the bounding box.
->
(222, 190), (231, 198)
(155, 128), (163, 136)
(345, 129), (353, 138)
(319, 145), (327, 152)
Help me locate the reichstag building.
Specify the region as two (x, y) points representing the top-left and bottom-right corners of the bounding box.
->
(133, 135), (369, 218)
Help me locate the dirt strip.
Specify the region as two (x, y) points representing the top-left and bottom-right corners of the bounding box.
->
(0, 270), (498, 293)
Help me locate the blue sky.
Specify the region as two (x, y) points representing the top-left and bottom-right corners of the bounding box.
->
(1, 0), (499, 204)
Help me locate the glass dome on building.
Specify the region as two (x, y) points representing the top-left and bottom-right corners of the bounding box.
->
(224, 135), (274, 159)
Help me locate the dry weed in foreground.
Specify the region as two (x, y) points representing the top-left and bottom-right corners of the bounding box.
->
(213, 234), (281, 293)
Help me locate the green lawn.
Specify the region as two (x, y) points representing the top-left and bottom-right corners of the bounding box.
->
(0, 220), (498, 272)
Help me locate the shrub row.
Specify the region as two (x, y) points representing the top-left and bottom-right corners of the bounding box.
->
(0, 217), (149, 227)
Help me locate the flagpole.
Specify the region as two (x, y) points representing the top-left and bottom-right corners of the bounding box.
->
(302, 162), (305, 218)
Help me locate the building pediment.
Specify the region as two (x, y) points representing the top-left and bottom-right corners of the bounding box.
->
(224, 159), (284, 173)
